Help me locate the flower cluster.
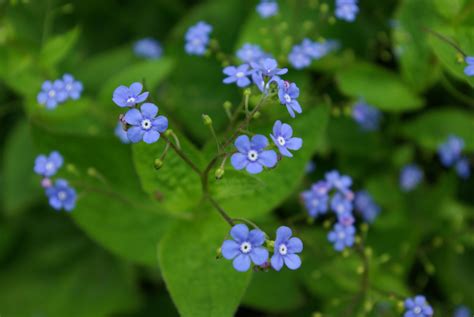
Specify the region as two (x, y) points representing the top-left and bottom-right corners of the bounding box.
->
(113, 82), (168, 144)
(256, 0), (278, 19)
(464, 56), (474, 77)
(400, 164), (424, 192)
(133, 38), (163, 59)
(335, 0), (359, 22)
(236, 43), (269, 64)
(438, 135), (471, 179)
(354, 191), (381, 223)
(404, 295), (434, 317)
(184, 21), (212, 56)
(351, 100), (382, 131)
(221, 224), (303, 272)
(34, 151), (76, 212)
(288, 39), (339, 70)
(37, 74), (83, 109)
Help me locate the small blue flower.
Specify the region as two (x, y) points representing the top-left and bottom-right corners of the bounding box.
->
(278, 80), (302, 118)
(231, 135), (278, 174)
(134, 38), (163, 59)
(325, 170), (352, 193)
(185, 21), (212, 56)
(236, 43), (267, 63)
(62, 74), (83, 100)
(222, 64), (252, 87)
(115, 122), (130, 144)
(454, 305), (471, 317)
(250, 58), (288, 78)
(112, 82), (149, 108)
(288, 45), (312, 70)
(270, 120), (303, 157)
(256, 0), (278, 18)
(271, 226), (303, 271)
(438, 135), (465, 167)
(456, 157), (470, 179)
(123, 103), (168, 144)
(252, 72), (280, 94)
(464, 56), (474, 77)
(337, 211), (355, 227)
(330, 192), (353, 215)
(34, 151), (63, 177)
(400, 164), (424, 192)
(404, 295), (433, 317)
(37, 80), (68, 109)
(301, 186), (329, 218)
(335, 0), (359, 22)
(354, 190), (380, 223)
(45, 179), (77, 212)
(328, 223), (355, 251)
(352, 101), (382, 131)
(221, 224), (269, 272)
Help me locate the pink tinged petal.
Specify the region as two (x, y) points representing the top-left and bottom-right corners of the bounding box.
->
(153, 116), (168, 132)
(231, 153), (248, 170)
(286, 137), (302, 151)
(248, 229), (265, 246)
(283, 254), (301, 270)
(127, 126), (145, 143)
(250, 247), (269, 265)
(246, 162), (263, 174)
(129, 82), (143, 95)
(235, 135), (251, 153)
(271, 254), (284, 271)
(233, 254), (251, 272)
(251, 134), (268, 150)
(143, 130), (160, 144)
(141, 103), (158, 118)
(230, 224), (249, 243)
(124, 109), (142, 126)
(280, 123), (293, 138)
(221, 240), (240, 259)
(136, 92), (149, 103)
(276, 226), (292, 243)
(258, 150), (277, 168)
(287, 237), (303, 253)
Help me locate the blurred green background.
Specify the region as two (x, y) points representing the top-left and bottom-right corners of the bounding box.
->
(0, 0), (473, 316)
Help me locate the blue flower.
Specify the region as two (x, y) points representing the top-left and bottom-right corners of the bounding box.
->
(456, 157), (470, 179)
(328, 223), (355, 251)
(270, 120), (303, 157)
(454, 305), (471, 317)
(325, 170), (352, 193)
(271, 226), (303, 271)
(278, 80), (302, 118)
(34, 151), (63, 177)
(252, 72), (280, 94)
(62, 74), (83, 100)
(185, 21), (212, 56)
(464, 56), (474, 77)
(335, 0), (359, 22)
(134, 38), (163, 59)
(37, 80), (68, 109)
(337, 211), (355, 227)
(222, 64), (252, 87)
(45, 179), (77, 212)
(331, 192), (353, 215)
(302, 185), (329, 218)
(123, 103), (168, 144)
(112, 82), (149, 108)
(438, 135), (465, 167)
(400, 164), (424, 192)
(115, 122), (130, 144)
(250, 58), (288, 78)
(221, 224), (269, 272)
(288, 45), (312, 70)
(256, 0), (278, 18)
(236, 43), (267, 63)
(352, 100), (382, 131)
(231, 135), (278, 174)
(404, 295), (433, 317)
(354, 191), (380, 223)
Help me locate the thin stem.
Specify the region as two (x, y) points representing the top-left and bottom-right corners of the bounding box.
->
(208, 123), (222, 153)
(422, 27), (467, 57)
(161, 134), (201, 176)
(207, 195), (235, 226)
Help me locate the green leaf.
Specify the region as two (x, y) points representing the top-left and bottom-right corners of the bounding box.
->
(434, 0), (465, 19)
(401, 108), (474, 151)
(158, 211), (251, 317)
(40, 28), (80, 67)
(336, 62), (424, 112)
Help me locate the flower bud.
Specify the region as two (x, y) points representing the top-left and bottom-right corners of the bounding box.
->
(243, 88), (251, 96)
(87, 167), (97, 177)
(320, 3), (329, 13)
(253, 111), (261, 119)
(154, 158), (164, 170)
(41, 178), (52, 188)
(202, 114), (213, 126)
(164, 129), (173, 137)
(223, 101), (232, 111)
(215, 167), (225, 179)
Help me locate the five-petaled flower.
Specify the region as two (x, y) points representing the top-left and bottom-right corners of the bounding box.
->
(123, 103), (168, 144)
(400, 164), (424, 192)
(270, 120), (303, 157)
(256, 0), (278, 18)
(278, 80), (302, 118)
(236, 43), (267, 63)
(231, 135), (277, 174)
(271, 226), (303, 271)
(222, 64), (252, 87)
(134, 38), (163, 59)
(328, 223), (356, 251)
(62, 74), (83, 100)
(404, 295), (434, 317)
(335, 0), (359, 22)
(113, 82), (149, 108)
(221, 224), (269, 272)
(251, 58), (288, 78)
(352, 100), (382, 131)
(185, 21), (212, 56)
(34, 151), (64, 177)
(45, 179), (77, 212)
(37, 80), (68, 109)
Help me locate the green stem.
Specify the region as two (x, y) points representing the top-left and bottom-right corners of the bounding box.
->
(161, 134), (201, 176)
(422, 27), (467, 57)
(441, 73), (474, 107)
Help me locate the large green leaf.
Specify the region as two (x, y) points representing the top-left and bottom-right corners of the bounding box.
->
(158, 211), (251, 317)
(39, 28), (80, 67)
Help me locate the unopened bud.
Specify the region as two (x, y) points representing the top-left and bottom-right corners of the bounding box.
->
(223, 101), (232, 111)
(215, 167), (225, 179)
(265, 240), (275, 249)
(154, 159), (164, 170)
(87, 167), (97, 177)
(216, 247), (222, 259)
(243, 88), (251, 96)
(164, 129), (173, 137)
(320, 3), (329, 13)
(253, 111), (261, 119)
(202, 114), (213, 126)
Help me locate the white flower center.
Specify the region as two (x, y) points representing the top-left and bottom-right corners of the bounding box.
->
(48, 90), (56, 98)
(311, 199), (319, 207)
(338, 231), (346, 240)
(247, 150), (259, 162)
(45, 162), (55, 171)
(66, 83), (73, 91)
(236, 72), (245, 78)
(127, 97), (136, 104)
(277, 136), (286, 146)
(284, 94), (291, 103)
(141, 119), (152, 130)
(192, 38), (202, 46)
(413, 306), (421, 314)
(240, 242), (252, 254)
(57, 191), (67, 201)
(279, 244), (288, 255)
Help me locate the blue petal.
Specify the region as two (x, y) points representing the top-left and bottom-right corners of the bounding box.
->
(136, 92), (149, 103)
(280, 123), (293, 138)
(141, 103), (158, 118)
(233, 254), (251, 272)
(234, 135), (251, 153)
(275, 226), (292, 244)
(248, 229), (265, 246)
(270, 254), (284, 271)
(124, 109), (143, 125)
(221, 240), (240, 259)
(153, 116), (168, 132)
(283, 254), (301, 270)
(223, 66), (237, 76)
(49, 151), (63, 167)
(287, 237), (303, 253)
(37, 92), (47, 104)
(127, 127), (145, 143)
(258, 150), (277, 168)
(236, 77), (251, 87)
(143, 130), (160, 144)
(223, 77), (236, 84)
(249, 247), (268, 265)
(286, 137), (302, 151)
(231, 153), (248, 170)
(251, 134), (268, 150)
(272, 120), (282, 136)
(246, 162), (263, 174)
(230, 224), (249, 243)
(130, 82), (143, 95)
